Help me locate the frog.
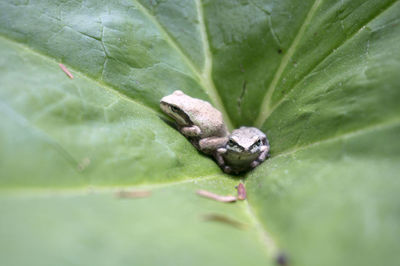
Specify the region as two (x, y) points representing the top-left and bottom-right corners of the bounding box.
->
(160, 90), (229, 154)
(215, 126), (270, 174)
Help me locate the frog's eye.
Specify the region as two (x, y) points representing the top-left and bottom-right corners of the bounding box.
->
(228, 140), (236, 146)
(262, 137), (268, 146)
(250, 139), (262, 150)
(170, 105), (180, 113)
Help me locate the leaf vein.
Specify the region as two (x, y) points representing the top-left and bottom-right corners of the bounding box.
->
(254, 0), (322, 127)
(0, 99), (80, 171)
(0, 34), (159, 115)
(274, 117), (400, 158)
(131, 0), (202, 75)
(260, 0), (399, 122)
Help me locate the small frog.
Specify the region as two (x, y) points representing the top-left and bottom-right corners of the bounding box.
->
(160, 90), (229, 154)
(215, 127), (270, 174)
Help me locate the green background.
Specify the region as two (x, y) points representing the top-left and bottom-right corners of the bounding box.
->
(0, 0), (399, 265)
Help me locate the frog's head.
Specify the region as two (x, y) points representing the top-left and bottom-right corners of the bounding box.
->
(226, 127), (267, 155)
(160, 90), (192, 126)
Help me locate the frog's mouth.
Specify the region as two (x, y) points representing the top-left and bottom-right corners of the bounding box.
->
(227, 145), (261, 156)
(227, 146), (251, 154)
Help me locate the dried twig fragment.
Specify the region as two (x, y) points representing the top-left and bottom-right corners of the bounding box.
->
(196, 190), (237, 202)
(59, 63), (74, 79)
(202, 213), (247, 229)
(237, 183), (247, 200)
(115, 190), (151, 199)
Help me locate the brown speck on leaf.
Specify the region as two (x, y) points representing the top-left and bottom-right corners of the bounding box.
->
(202, 213), (247, 229)
(59, 63), (74, 79)
(116, 190), (151, 199)
(237, 80), (247, 115)
(237, 183), (247, 200)
(276, 252), (289, 266)
(278, 49), (283, 54)
(77, 157), (91, 171)
(196, 190), (237, 202)
(240, 63), (245, 73)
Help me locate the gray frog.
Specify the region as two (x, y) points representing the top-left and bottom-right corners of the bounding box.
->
(160, 90), (229, 154)
(216, 127), (270, 174)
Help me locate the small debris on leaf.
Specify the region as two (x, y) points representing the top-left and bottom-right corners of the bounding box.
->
(77, 157), (91, 171)
(237, 183), (247, 200)
(196, 190), (237, 202)
(202, 213), (247, 229)
(115, 190), (151, 199)
(59, 63), (74, 79)
(276, 252), (289, 266)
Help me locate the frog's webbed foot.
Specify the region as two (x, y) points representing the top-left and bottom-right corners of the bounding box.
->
(199, 137), (228, 154)
(181, 125), (201, 137)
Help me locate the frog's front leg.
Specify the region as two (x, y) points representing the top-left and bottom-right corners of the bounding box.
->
(198, 137), (228, 154)
(214, 148), (232, 174)
(258, 145), (270, 162)
(250, 145), (270, 168)
(214, 148), (226, 165)
(181, 125), (201, 137)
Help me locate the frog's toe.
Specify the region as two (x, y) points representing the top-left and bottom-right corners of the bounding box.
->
(260, 146), (268, 152)
(217, 148), (227, 154)
(223, 166), (232, 174)
(250, 161), (260, 168)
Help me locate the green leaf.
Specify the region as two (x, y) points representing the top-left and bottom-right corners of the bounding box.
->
(0, 0), (399, 266)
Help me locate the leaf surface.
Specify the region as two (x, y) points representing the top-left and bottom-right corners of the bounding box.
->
(0, 0), (399, 266)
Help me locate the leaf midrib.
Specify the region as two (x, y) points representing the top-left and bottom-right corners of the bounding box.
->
(242, 199), (279, 258)
(2, 117), (398, 193)
(132, 0), (234, 130)
(0, 175), (221, 197)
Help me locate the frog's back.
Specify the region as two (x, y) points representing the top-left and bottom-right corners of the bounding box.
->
(189, 99), (228, 138)
(162, 91), (228, 137)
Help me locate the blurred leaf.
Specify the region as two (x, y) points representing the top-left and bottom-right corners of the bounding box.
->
(0, 0), (399, 266)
